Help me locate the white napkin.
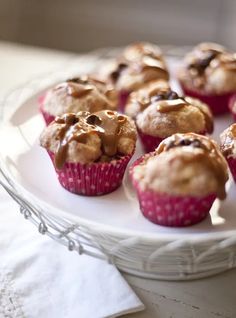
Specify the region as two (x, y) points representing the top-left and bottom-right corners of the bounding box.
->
(0, 188), (144, 318)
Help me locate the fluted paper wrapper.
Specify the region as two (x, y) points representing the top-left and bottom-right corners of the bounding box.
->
(130, 157), (216, 227)
(138, 129), (164, 153)
(181, 84), (233, 116)
(48, 151), (133, 196)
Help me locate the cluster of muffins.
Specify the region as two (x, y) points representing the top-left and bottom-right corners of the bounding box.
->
(39, 41), (236, 228)
(98, 42), (169, 112)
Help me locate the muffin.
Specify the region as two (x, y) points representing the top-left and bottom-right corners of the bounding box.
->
(131, 133), (228, 227)
(99, 42), (169, 112)
(126, 86), (213, 152)
(178, 42), (236, 115)
(39, 76), (118, 125)
(229, 94), (236, 121)
(220, 124), (236, 182)
(40, 110), (137, 195)
(125, 79), (170, 118)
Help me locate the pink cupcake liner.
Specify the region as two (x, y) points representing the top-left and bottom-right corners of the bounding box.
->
(48, 151), (133, 196)
(226, 157), (236, 182)
(180, 84), (233, 116)
(229, 94), (236, 122)
(38, 94), (55, 125)
(138, 129), (164, 153)
(119, 90), (130, 113)
(138, 129), (207, 153)
(134, 187), (216, 227)
(130, 157), (216, 227)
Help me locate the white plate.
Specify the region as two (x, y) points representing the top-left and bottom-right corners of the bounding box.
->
(1, 53), (236, 280)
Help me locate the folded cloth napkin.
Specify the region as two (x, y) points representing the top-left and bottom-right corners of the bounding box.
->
(0, 188), (144, 318)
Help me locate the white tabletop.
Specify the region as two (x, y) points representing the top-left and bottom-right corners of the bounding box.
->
(1, 41), (236, 318)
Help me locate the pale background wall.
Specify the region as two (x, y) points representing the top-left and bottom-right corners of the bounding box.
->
(0, 0), (235, 52)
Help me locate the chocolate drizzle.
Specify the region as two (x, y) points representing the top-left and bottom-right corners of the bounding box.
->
(149, 90), (187, 113)
(219, 53), (236, 71)
(184, 97), (214, 134)
(124, 42), (163, 62)
(53, 111), (128, 169)
(134, 88), (187, 114)
(110, 63), (128, 83)
(152, 90), (179, 101)
(54, 76), (117, 103)
(141, 56), (167, 71)
(55, 81), (94, 98)
(161, 135), (206, 152)
(188, 50), (220, 75)
(109, 43), (169, 84)
(136, 89), (183, 110)
(131, 87), (213, 133)
(156, 133), (228, 199)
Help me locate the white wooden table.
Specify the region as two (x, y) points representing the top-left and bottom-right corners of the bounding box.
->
(0, 41), (235, 318)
